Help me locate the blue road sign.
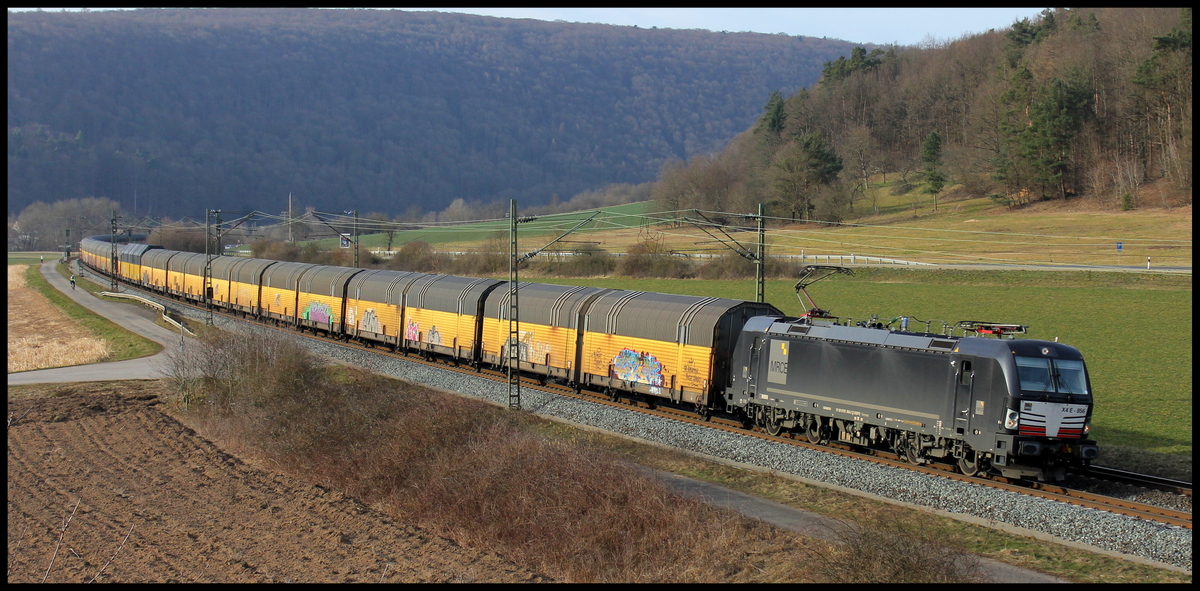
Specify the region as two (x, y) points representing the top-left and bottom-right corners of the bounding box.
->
(1117, 241), (1122, 252)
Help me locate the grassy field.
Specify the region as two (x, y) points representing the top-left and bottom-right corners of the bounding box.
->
(7, 265), (110, 372)
(521, 269), (1192, 459)
(302, 200), (657, 251)
(14, 262), (163, 364)
(278, 183), (1190, 269)
(7, 251), (63, 266)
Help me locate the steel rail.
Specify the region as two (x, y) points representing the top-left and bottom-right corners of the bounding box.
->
(1077, 465), (1192, 497)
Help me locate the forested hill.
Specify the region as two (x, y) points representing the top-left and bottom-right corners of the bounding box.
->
(7, 8), (863, 219)
(652, 7), (1191, 220)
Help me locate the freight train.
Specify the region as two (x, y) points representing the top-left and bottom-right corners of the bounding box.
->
(78, 235), (1099, 481)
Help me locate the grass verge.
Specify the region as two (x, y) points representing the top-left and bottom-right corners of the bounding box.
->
(22, 263), (162, 363)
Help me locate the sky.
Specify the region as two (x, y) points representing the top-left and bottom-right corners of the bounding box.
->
(20, 8), (1047, 47)
(416, 8), (1047, 46)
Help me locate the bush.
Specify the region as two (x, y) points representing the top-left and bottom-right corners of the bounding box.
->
(170, 329), (812, 582)
(812, 516), (984, 583)
(617, 252), (694, 278)
(988, 193), (1016, 207)
(1120, 192), (1135, 211)
(387, 240), (449, 272)
(617, 238), (694, 278)
(697, 253), (755, 280)
(534, 247), (617, 277)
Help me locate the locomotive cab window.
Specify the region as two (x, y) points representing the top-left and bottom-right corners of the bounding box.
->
(1015, 356), (1089, 395)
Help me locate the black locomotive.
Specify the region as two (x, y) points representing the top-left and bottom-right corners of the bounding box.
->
(724, 266), (1099, 481)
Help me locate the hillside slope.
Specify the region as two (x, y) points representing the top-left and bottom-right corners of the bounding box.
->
(7, 8), (861, 219)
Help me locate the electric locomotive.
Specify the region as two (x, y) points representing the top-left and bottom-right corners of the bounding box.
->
(724, 266), (1099, 481)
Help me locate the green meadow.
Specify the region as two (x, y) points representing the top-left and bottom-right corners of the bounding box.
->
(525, 269), (1192, 456)
(307, 201), (656, 251)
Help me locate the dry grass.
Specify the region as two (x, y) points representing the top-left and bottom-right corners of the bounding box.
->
(430, 195), (1191, 268)
(162, 327), (987, 583)
(7, 264), (110, 372)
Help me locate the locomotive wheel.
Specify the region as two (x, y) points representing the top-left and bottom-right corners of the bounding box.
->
(806, 420), (823, 444)
(957, 449), (980, 477)
(764, 413), (782, 437)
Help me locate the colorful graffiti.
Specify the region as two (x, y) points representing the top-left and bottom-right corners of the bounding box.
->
(404, 320), (439, 344)
(303, 301), (333, 324)
(612, 349), (665, 394)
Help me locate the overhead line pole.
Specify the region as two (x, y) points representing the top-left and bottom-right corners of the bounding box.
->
(508, 199), (521, 410)
(505, 208), (599, 410)
(683, 206), (767, 303)
(109, 211), (120, 291)
(756, 203), (765, 304)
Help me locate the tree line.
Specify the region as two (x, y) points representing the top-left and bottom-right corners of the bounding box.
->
(652, 7), (1192, 220)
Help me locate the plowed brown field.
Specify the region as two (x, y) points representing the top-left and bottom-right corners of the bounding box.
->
(6, 381), (548, 583)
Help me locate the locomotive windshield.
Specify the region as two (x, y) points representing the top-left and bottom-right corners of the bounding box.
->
(1014, 356), (1089, 395)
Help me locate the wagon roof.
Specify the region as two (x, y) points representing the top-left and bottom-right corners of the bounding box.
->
(586, 291), (780, 347)
(407, 274), (504, 314)
(260, 261), (322, 289)
(483, 282), (612, 328)
(298, 265), (366, 297)
(346, 269), (434, 304)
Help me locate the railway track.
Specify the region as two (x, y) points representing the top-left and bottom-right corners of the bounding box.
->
(1077, 465), (1192, 497)
(117, 277), (1193, 531)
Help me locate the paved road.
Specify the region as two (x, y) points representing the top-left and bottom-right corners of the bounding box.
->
(7, 260), (1073, 583)
(7, 261), (186, 386)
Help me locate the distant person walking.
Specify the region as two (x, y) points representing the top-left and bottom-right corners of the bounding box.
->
(40, 255), (44, 263)
(70, 274), (76, 290)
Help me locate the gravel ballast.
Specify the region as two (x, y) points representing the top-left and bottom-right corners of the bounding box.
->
(160, 301), (1192, 572)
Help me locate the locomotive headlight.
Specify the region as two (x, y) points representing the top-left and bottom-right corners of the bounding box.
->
(1004, 409), (1020, 430)
(1084, 421), (1091, 435)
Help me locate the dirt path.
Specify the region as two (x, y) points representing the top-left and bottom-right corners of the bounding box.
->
(6, 381), (549, 583)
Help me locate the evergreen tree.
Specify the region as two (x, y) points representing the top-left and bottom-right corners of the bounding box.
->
(921, 131), (945, 209)
(773, 132), (842, 221)
(1023, 73), (1093, 199)
(755, 90), (787, 138)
